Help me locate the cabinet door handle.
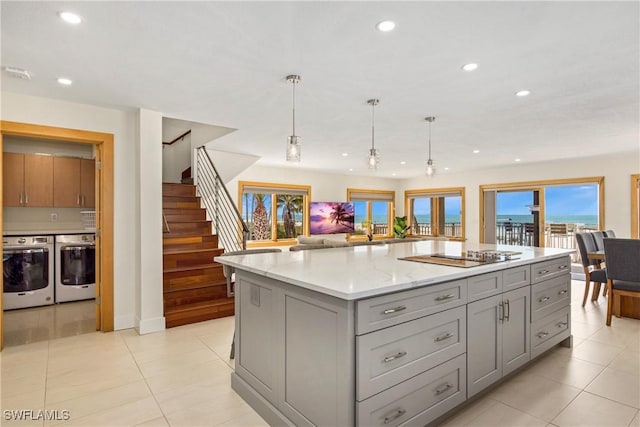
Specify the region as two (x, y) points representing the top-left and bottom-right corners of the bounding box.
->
(435, 332), (454, 342)
(504, 299), (510, 321)
(556, 321), (568, 328)
(539, 296), (551, 303)
(435, 383), (453, 395)
(77, 193), (81, 205)
(24, 193), (29, 204)
(383, 408), (406, 424)
(558, 290), (568, 295)
(537, 331), (549, 339)
(498, 301), (504, 322)
(19, 192), (23, 204)
(435, 293), (456, 301)
(539, 269), (549, 274)
(558, 265), (568, 270)
(383, 351), (407, 363)
(382, 306), (406, 315)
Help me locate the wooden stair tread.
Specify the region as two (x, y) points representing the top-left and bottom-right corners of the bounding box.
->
(163, 231), (213, 237)
(163, 281), (227, 294)
(163, 247), (223, 255)
(165, 298), (233, 315)
(165, 219), (211, 224)
(163, 262), (224, 273)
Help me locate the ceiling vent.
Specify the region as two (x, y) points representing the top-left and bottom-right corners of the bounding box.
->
(3, 66), (31, 80)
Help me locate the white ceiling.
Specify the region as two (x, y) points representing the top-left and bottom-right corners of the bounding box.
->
(2, 1), (638, 178)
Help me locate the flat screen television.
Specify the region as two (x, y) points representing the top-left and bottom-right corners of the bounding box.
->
(310, 202), (355, 235)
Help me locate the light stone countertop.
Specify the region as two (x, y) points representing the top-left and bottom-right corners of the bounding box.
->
(215, 240), (574, 300)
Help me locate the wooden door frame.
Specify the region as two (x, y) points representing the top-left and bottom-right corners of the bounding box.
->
(0, 121), (114, 350)
(479, 177), (605, 245)
(632, 174), (640, 239)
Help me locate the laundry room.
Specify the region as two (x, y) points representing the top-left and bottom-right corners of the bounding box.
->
(2, 135), (97, 347)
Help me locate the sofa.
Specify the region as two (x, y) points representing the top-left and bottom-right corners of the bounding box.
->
(288, 235), (446, 251)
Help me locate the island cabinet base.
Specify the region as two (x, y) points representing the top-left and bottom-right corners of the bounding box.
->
(230, 255), (573, 427)
(232, 271), (356, 427)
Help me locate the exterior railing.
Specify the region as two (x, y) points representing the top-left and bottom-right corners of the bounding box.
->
(195, 147), (249, 252)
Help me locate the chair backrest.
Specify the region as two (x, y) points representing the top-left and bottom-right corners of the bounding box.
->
(603, 238), (640, 282)
(575, 232), (601, 267)
(592, 231), (606, 250)
(604, 230), (616, 238)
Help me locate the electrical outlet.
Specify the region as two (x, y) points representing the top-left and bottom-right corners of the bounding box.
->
(50, 212), (58, 222)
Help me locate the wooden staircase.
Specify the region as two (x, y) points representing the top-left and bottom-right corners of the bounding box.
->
(162, 182), (234, 328)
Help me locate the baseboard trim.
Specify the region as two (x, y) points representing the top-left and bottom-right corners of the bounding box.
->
(114, 314), (135, 330)
(136, 316), (166, 334)
(231, 373), (295, 427)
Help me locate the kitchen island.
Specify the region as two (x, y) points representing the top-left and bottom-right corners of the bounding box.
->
(216, 241), (574, 427)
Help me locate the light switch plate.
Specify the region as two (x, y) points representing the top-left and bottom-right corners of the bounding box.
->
(50, 212), (58, 222)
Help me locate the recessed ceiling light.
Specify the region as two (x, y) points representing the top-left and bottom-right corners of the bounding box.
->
(473, 150), (480, 154)
(400, 161), (406, 165)
(376, 20), (395, 32)
(462, 63), (478, 71)
(57, 77), (72, 85)
(392, 173), (397, 177)
(515, 90), (530, 97)
(444, 167), (450, 171)
(349, 168), (353, 172)
(515, 158), (521, 162)
(341, 153), (348, 157)
(58, 11), (82, 24)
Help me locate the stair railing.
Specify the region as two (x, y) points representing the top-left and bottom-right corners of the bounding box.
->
(195, 147), (249, 252)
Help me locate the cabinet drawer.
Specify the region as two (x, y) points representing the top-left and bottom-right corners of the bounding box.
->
(531, 275), (571, 322)
(357, 354), (466, 427)
(357, 306), (466, 401)
(531, 256), (571, 284)
(468, 271), (503, 302)
(356, 280), (467, 335)
(531, 307), (570, 358)
(503, 265), (530, 292)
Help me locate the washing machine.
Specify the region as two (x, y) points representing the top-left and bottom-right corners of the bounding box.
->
(55, 234), (95, 303)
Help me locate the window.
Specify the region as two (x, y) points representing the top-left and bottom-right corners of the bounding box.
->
(404, 187), (465, 240)
(347, 189), (395, 238)
(239, 181), (311, 245)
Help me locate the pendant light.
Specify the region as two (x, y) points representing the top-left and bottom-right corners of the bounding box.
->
(286, 74), (301, 162)
(425, 116), (436, 177)
(367, 99), (380, 169)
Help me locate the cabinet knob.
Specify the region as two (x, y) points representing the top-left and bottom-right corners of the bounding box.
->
(539, 296), (551, 303)
(537, 331), (549, 339)
(539, 269), (549, 274)
(558, 290), (568, 295)
(556, 321), (568, 328)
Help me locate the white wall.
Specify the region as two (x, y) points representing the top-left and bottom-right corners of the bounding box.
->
(1, 92), (138, 330)
(401, 152), (640, 242)
(162, 133), (191, 183)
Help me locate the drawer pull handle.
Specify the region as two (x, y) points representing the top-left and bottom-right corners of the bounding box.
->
(435, 332), (454, 342)
(382, 306), (407, 315)
(539, 269), (549, 274)
(557, 321), (568, 328)
(558, 290), (568, 295)
(537, 331), (549, 339)
(383, 409), (406, 424)
(435, 294), (456, 301)
(435, 383), (453, 395)
(383, 351), (407, 363)
(558, 265), (568, 270)
(539, 296), (551, 303)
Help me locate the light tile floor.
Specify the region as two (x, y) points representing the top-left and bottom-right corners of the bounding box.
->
(0, 280), (638, 427)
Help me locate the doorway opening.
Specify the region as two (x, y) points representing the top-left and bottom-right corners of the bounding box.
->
(0, 121), (114, 350)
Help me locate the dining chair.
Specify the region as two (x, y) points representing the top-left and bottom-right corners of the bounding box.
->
(219, 248), (282, 359)
(603, 238), (640, 326)
(604, 230), (617, 238)
(592, 230), (606, 251)
(575, 232), (608, 306)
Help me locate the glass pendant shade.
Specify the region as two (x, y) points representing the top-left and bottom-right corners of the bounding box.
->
(425, 116), (436, 177)
(426, 159), (436, 177)
(286, 74), (301, 162)
(368, 148), (379, 169)
(287, 135), (301, 162)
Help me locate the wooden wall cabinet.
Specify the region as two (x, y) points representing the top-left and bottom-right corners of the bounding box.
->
(53, 157), (95, 208)
(3, 152), (54, 207)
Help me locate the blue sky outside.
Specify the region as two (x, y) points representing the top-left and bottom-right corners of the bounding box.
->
(496, 184), (598, 217)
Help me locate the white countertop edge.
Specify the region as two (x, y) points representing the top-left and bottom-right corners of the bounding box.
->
(215, 245), (574, 301)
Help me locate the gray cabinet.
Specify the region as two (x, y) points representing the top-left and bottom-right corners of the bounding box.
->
(467, 285), (530, 397)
